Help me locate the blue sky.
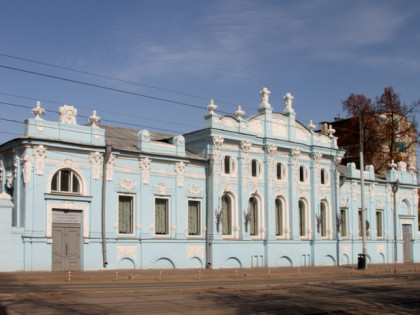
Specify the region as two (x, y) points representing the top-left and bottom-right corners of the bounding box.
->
(1, 0), (420, 146)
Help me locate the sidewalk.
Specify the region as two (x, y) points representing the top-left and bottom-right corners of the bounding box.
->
(1, 263), (420, 282)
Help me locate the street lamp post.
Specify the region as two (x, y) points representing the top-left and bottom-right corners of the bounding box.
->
(358, 106), (367, 269)
(392, 179), (400, 265)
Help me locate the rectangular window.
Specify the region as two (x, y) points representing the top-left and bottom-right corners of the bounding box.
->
(188, 200), (201, 236)
(340, 208), (347, 237)
(118, 195), (134, 234)
(376, 210), (383, 238)
(155, 198), (169, 235)
(358, 209), (362, 237)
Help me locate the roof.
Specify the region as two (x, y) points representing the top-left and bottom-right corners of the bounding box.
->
(98, 124), (206, 161)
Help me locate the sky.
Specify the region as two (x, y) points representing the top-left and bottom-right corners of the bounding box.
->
(1, 0), (420, 149)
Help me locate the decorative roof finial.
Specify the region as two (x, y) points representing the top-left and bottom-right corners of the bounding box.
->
(259, 87), (271, 108)
(234, 105), (245, 119)
(327, 124), (335, 137)
(31, 101), (45, 120)
(283, 92), (294, 113)
(307, 120), (316, 133)
(389, 160), (397, 170)
(88, 110), (101, 128)
(207, 99), (218, 114)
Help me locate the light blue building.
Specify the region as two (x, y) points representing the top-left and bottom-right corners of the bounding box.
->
(0, 88), (418, 271)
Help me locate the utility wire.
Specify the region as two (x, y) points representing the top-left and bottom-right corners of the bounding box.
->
(0, 52), (239, 107)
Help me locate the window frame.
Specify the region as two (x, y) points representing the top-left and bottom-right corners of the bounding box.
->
(249, 196), (259, 237)
(340, 208), (348, 238)
(299, 165), (308, 183)
(223, 155), (237, 175)
(154, 197), (170, 236)
(117, 194), (135, 236)
(188, 199), (202, 237)
(320, 168), (329, 185)
(299, 199), (310, 239)
(50, 168), (81, 195)
(251, 158), (262, 178)
(275, 197), (288, 238)
(320, 201), (327, 238)
(221, 194), (233, 237)
(376, 210), (383, 238)
(276, 162), (287, 181)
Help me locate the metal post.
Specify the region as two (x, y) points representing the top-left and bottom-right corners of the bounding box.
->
(392, 179), (400, 265)
(359, 106), (367, 269)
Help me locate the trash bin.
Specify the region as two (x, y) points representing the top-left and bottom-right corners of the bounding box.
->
(358, 253), (366, 269)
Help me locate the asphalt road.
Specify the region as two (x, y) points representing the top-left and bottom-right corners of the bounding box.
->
(1, 272), (420, 314)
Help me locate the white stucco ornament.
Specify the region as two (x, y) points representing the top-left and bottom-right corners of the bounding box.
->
(33, 145), (47, 175)
(59, 105), (77, 124)
(259, 87), (271, 108)
(207, 99), (218, 114)
(31, 101), (45, 120)
(307, 120), (316, 133)
(234, 105), (245, 119)
(283, 92), (294, 113)
(0, 192), (11, 200)
(88, 110), (101, 127)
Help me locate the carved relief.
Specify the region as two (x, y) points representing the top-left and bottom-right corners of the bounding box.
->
(295, 128), (308, 141)
(377, 200), (385, 208)
(340, 197), (349, 207)
(213, 136), (224, 189)
(89, 152), (103, 180)
(33, 145), (47, 175)
(175, 162), (186, 187)
(249, 119), (263, 133)
(106, 154), (116, 181)
(20, 154), (33, 186)
(118, 178), (136, 192)
(351, 182), (358, 201)
(59, 105), (77, 124)
(139, 157), (151, 184)
(188, 184), (203, 197)
(272, 118), (286, 137)
(153, 182), (172, 195)
(369, 184), (375, 202)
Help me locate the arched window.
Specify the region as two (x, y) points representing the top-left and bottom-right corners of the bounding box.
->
(299, 200), (306, 237)
(221, 195), (232, 235)
(249, 197), (258, 236)
(51, 169), (81, 194)
(275, 198), (284, 236)
(320, 201), (327, 237)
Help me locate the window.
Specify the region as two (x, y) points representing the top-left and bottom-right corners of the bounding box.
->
(320, 168), (329, 185)
(299, 165), (308, 182)
(51, 169), (81, 194)
(299, 200), (306, 237)
(276, 162), (285, 180)
(155, 198), (169, 235)
(118, 195), (134, 234)
(275, 198), (284, 236)
(251, 159), (262, 177)
(358, 209), (362, 237)
(222, 195), (232, 235)
(376, 210), (383, 238)
(188, 200), (201, 236)
(320, 202), (327, 237)
(249, 197), (258, 236)
(340, 208), (347, 237)
(223, 155), (236, 175)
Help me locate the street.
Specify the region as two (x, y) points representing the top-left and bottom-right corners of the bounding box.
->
(1, 269), (420, 314)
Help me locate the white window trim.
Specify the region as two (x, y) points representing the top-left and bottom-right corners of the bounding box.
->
(320, 200), (332, 240)
(250, 158), (263, 178)
(299, 165), (309, 183)
(299, 198), (311, 240)
(222, 155), (237, 176)
(47, 165), (87, 195)
(249, 194), (265, 240)
(275, 196), (289, 240)
(376, 209), (384, 238)
(187, 198), (202, 238)
(222, 192), (239, 240)
(117, 193), (135, 236)
(320, 168), (330, 185)
(276, 162), (287, 181)
(340, 208), (348, 238)
(154, 196), (171, 237)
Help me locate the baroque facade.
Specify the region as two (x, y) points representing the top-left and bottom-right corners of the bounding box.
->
(0, 88), (418, 271)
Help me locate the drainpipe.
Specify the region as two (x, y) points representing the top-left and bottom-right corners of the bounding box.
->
(101, 142), (112, 268)
(206, 154), (214, 268)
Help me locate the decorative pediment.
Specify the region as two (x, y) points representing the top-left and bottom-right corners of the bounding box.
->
(220, 116), (239, 128)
